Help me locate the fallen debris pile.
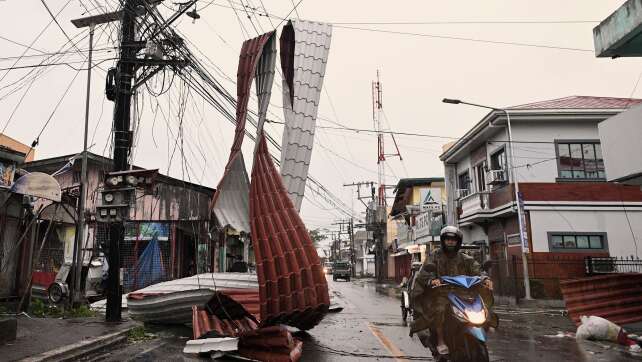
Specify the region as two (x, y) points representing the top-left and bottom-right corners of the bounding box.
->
(188, 293), (303, 361)
(576, 315), (642, 353)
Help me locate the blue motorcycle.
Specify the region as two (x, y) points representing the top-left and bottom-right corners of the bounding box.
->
(420, 263), (497, 362)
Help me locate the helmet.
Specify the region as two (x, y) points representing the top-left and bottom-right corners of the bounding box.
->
(440, 225), (463, 256)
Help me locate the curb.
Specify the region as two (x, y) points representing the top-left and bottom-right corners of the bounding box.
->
(20, 327), (134, 362)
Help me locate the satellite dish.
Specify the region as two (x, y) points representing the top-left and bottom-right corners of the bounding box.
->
(10, 172), (62, 202)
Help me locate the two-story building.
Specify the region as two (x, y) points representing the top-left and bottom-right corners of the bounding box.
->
(441, 96), (642, 298)
(389, 178), (446, 282)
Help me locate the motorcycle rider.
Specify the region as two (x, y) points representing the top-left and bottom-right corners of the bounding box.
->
(409, 225), (493, 356)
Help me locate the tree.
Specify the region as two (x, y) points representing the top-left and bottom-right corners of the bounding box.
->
(309, 228), (328, 247)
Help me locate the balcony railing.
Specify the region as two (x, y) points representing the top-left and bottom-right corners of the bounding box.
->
(459, 191), (490, 217)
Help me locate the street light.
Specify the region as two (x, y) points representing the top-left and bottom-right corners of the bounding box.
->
(442, 98), (533, 300)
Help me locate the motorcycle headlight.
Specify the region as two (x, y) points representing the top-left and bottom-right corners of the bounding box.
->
(466, 309), (487, 325)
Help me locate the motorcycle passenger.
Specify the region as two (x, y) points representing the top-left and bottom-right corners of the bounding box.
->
(409, 226), (493, 356)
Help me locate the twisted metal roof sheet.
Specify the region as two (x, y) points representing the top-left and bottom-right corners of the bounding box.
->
(250, 132), (329, 330)
(279, 20), (332, 211)
(254, 33), (277, 137)
(212, 153), (251, 233)
(210, 31), (276, 232)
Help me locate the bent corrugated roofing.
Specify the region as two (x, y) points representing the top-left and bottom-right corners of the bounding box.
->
(210, 32), (276, 232)
(279, 20), (332, 212)
(250, 132), (329, 330)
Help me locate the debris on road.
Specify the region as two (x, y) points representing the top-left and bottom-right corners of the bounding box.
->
(576, 315), (623, 342)
(576, 314), (642, 355)
(183, 337), (239, 355)
(190, 292), (303, 361)
(126, 273), (258, 324)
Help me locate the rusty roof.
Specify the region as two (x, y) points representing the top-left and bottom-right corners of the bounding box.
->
(230, 31), (276, 163)
(254, 32), (277, 137)
(210, 31), (276, 230)
(238, 326), (303, 362)
(279, 20), (332, 212)
(509, 96), (642, 110)
(560, 273), (642, 326)
(250, 133), (330, 330)
(193, 298), (303, 361)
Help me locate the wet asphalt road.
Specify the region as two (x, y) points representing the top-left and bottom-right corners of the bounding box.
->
(99, 276), (642, 361)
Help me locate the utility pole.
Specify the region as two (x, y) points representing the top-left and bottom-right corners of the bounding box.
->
(343, 182), (376, 277)
(106, 0), (139, 322)
(71, 9), (125, 307)
(371, 71), (402, 282)
(99, 0), (191, 322)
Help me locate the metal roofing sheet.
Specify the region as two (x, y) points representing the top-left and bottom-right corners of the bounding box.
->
(238, 326), (303, 362)
(193, 306), (259, 339)
(230, 31), (275, 161)
(126, 273), (259, 324)
(211, 153), (251, 233)
(210, 31), (276, 232)
(279, 20), (332, 212)
(254, 32), (277, 136)
(560, 273), (642, 326)
(250, 132), (330, 330)
(509, 96), (642, 110)
(193, 304), (302, 362)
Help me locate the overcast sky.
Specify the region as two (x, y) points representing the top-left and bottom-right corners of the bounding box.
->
(0, 1), (638, 235)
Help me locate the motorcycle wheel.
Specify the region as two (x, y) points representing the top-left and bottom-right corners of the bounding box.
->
(401, 307), (408, 322)
(462, 334), (489, 362)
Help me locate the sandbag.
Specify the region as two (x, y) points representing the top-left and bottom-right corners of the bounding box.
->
(576, 315), (621, 342)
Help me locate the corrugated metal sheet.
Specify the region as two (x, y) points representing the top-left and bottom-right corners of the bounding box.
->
(230, 31), (275, 160)
(192, 291), (261, 339)
(254, 32), (277, 136)
(279, 20), (332, 211)
(192, 306), (259, 339)
(250, 133), (329, 330)
(210, 31), (276, 233)
(211, 153), (251, 233)
(193, 304), (302, 362)
(238, 326), (303, 362)
(127, 273), (258, 324)
(560, 273), (642, 326)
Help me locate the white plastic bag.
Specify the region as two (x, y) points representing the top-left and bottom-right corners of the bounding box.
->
(576, 315), (621, 342)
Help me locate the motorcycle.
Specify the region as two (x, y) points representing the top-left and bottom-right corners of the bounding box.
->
(420, 262), (497, 362)
(401, 262), (423, 324)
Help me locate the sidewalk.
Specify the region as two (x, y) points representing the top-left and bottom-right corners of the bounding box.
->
(2, 315), (137, 361)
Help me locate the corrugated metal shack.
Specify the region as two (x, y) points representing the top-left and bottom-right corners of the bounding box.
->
(23, 152), (215, 293)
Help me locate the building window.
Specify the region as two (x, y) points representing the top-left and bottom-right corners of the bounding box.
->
(556, 141), (605, 180)
(457, 170), (471, 196)
(547, 232), (608, 252)
(490, 147), (508, 183)
(474, 161), (487, 192)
